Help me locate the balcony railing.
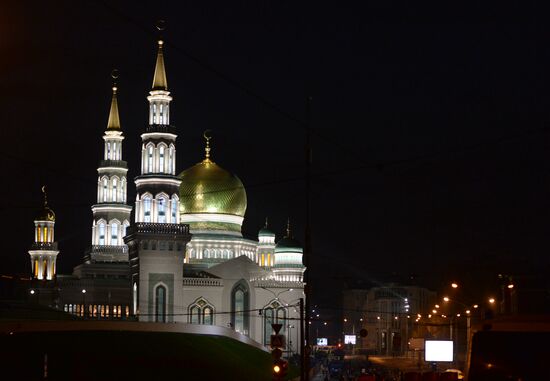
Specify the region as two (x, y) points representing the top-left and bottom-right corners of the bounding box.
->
(183, 278), (223, 287)
(30, 242), (58, 251)
(90, 245), (128, 255)
(99, 160), (128, 169)
(144, 124), (176, 134)
(129, 223), (189, 235)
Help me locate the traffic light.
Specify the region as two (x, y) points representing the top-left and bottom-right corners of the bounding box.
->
(272, 358), (288, 379)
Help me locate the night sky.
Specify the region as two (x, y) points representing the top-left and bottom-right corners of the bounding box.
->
(2, 1), (549, 306)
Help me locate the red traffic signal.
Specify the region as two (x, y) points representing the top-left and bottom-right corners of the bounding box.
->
(273, 358), (288, 379)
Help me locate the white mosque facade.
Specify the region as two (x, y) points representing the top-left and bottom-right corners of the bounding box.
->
(27, 39), (306, 350)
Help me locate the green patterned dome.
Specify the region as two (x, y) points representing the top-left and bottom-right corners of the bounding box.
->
(178, 158), (247, 217)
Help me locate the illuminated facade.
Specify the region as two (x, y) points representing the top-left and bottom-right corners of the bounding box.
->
(28, 187), (59, 281)
(89, 83), (132, 262)
(125, 39), (305, 348)
(24, 39), (305, 350)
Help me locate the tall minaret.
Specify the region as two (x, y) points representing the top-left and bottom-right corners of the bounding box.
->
(29, 186), (59, 280)
(134, 39), (181, 224)
(125, 39), (190, 323)
(90, 74), (132, 262)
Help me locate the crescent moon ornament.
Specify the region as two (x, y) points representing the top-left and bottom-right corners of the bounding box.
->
(111, 69), (120, 80)
(41, 185), (46, 194)
(156, 19), (166, 32)
(203, 130), (212, 160)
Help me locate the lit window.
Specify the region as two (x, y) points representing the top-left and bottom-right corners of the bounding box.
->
(107, 142), (111, 159)
(148, 146), (153, 173)
(171, 199), (177, 222)
(203, 307), (213, 325)
(155, 286), (166, 322)
(169, 147), (174, 174)
(159, 146), (165, 172)
(103, 178), (108, 202)
(113, 142), (117, 160)
(143, 197), (152, 222)
(98, 223), (105, 245)
(158, 198), (166, 223)
(111, 223), (118, 245)
(112, 178), (117, 202)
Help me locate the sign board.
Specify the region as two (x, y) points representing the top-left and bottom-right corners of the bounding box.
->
(271, 334), (286, 349)
(316, 338), (328, 346)
(344, 335), (356, 345)
(271, 323), (282, 334)
(409, 338), (425, 350)
(425, 340), (453, 362)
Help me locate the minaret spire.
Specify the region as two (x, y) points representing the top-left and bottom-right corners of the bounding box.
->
(107, 71), (121, 130)
(286, 218), (291, 238)
(89, 72), (132, 262)
(152, 40), (168, 91)
(42, 185), (48, 208)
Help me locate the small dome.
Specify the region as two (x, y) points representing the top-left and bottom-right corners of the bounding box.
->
(36, 206), (55, 222)
(178, 159), (247, 217)
(259, 227), (275, 237)
(275, 237), (302, 251)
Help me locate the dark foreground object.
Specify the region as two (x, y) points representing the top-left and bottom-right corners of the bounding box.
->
(0, 330), (277, 380)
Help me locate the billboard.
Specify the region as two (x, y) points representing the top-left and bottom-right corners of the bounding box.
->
(316, 338), (328, 346)
(425, 340), (453, 362)
(344, 335), (356, 344)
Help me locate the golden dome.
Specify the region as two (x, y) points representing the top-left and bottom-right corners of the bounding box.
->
(36, 206), (55, 222)
(178, 159), (247, 217)
(36, 186), (55, 222)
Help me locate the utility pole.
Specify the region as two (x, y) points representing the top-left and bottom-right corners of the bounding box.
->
(303, 96), (312, 381)
(300, 297), (305, 381)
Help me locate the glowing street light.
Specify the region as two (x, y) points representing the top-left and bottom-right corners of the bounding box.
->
(489, 298), (495, 304)
(435, 304), (440, 308)
(432, 309), (437, 314)
(30, 289), (35, 295)
(443, 297), (450, 302)
(451, 282), (458, 289)
(473, 304), (479, 309)
(507, 284), (514, 289)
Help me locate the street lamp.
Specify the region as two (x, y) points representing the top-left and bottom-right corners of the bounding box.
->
(82, 289), (87, 318)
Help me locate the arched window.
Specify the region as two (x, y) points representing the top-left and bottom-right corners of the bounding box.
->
(263, 307), (274, 345)
(231, 281), (249, 335)
(98, 222), (106, 245)
(143, 196), (152, 222)
(111, 222), (118, 245)
(102, 178), (108, 202)
(147, 145), (154, 173)
(107, 142), (111, 159)
(121, 178), (126, 203)
(168, 146), (174, 174)
(122, 221), (129, 239)
(171, 196), (178, 222)
(155, 285), (166, 323)
(157, 196), (166, 223)
(203, 307), (213, 325)
(113, 142), (117, 160)
(188, 298), (215, 325)
(133, 282), (138, 315)
(190, 306), (200, 324)
(153, 104), (157, 124)
(112, 177), (117, 202)
(263, 300), (287, 344)
(159, 145), (165, 173)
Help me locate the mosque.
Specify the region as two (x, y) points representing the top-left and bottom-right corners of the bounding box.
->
(26, 39), (305, 349)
